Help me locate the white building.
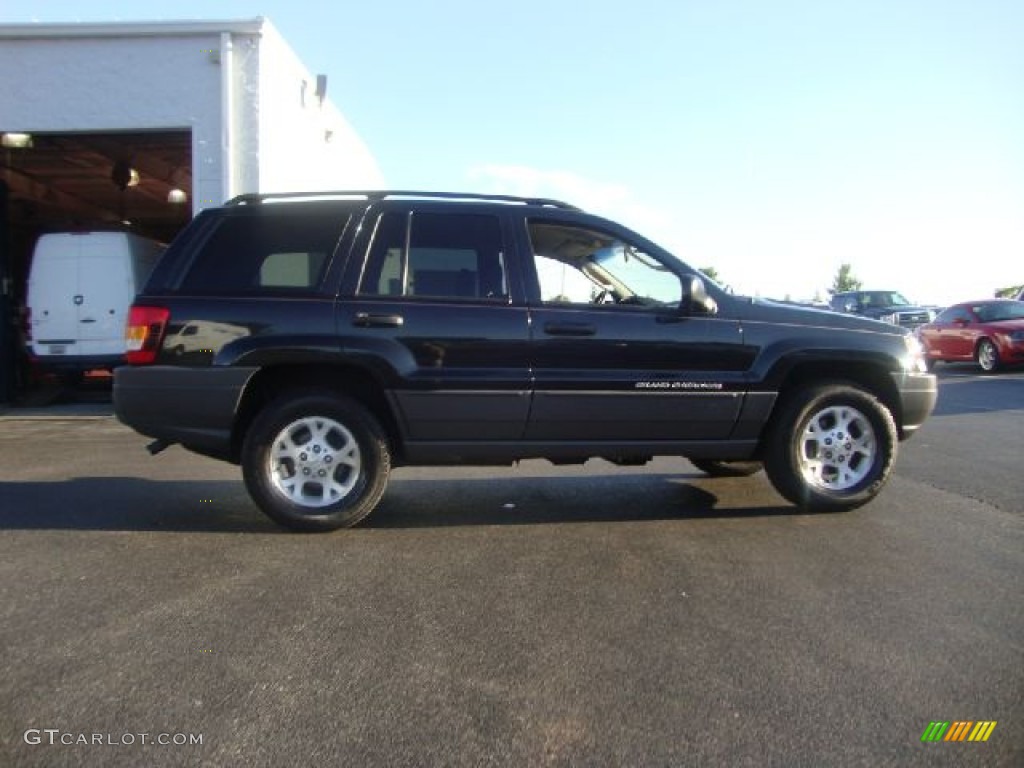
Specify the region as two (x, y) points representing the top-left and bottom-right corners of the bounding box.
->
(0, 18), (384, 400)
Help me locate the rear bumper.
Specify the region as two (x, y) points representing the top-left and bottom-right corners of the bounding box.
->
(891, 371), (938, 438)
(113, 366), (257, 459)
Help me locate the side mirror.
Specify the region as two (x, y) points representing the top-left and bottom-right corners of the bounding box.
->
(682, 275), (718, 316)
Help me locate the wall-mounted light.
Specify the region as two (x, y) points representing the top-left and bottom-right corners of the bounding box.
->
(2, 132), (33, 149)
(167, 188), (188, 204)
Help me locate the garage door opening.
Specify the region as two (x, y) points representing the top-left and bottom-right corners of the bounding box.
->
(1, 129), (193, 402)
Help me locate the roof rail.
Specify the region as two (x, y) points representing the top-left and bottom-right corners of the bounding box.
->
(225, 190), (580, 211)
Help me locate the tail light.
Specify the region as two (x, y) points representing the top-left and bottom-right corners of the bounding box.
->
(125, 305), (170, 365)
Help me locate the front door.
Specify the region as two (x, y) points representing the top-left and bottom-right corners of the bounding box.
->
(521, 218), (750, 441)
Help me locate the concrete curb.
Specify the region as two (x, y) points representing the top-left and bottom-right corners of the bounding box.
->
(0, 404), (115, 421)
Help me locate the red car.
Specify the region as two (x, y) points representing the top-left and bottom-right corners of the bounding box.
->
(916, 299), (1024, 372)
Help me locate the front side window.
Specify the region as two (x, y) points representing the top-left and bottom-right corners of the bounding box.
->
(359, 211), (507, 301)
(528, 220), (681, 307)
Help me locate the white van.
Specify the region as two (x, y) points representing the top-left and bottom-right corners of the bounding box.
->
(27, 231), (164, 376)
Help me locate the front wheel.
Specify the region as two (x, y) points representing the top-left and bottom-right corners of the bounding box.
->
(242, 391), (391, 532)
(763, 384), (897, 512)
(976, 339), (1000, 373)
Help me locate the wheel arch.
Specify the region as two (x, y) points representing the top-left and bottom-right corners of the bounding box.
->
(767, 360), (902, 439)
(229, 363), (403, 464)
(974, 335), (997, 355)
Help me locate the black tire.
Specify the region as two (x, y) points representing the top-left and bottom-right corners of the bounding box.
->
(690, 459), (762, 477)
(976, 338), (1000, 373)
(763, 383), (898, 512)
(241, 390), (391, 532)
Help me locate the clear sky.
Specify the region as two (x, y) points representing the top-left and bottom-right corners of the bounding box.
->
(5, 0), (1023, 305)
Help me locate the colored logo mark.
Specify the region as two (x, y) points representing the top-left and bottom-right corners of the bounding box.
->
(921, 721), (997, 742)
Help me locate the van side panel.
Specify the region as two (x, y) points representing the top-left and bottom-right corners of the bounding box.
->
(129, 235), (164, 289)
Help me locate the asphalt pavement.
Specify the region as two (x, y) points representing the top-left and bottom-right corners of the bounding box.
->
(0, 366), (1021, 767)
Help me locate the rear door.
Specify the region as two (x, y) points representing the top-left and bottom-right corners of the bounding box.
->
(520, 216), (749, 441)
(28, 235), (80, 355)
(338, 205), (531, 442)
(77, 233), (130, 349)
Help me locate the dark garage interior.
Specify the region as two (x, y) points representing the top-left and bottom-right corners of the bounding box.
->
(0, 129), (193, 403)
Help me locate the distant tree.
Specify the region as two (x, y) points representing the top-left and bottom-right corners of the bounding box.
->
(830, 263), (862, 294)
(700, 266), (721, 284)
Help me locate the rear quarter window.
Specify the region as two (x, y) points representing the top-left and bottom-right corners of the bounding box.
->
(174, 209), (351, 296)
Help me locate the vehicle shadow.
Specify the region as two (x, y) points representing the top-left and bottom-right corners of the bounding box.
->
(0, 478), (277, 533)
(0, 474), (797, 532)
(366, 473), (798, 528)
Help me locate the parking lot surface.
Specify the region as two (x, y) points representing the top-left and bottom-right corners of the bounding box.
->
(1, 366), (1021, 767)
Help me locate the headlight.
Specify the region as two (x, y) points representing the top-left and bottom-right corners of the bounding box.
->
(903, 334), (928, 372)
(880, 313), (898, 325)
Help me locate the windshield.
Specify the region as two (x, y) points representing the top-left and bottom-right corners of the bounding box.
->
(861, 291), (912, 308)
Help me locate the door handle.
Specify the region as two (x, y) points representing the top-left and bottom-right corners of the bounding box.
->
(353, 312), (404, 328)
(80, 318), (96, 324)
(543, 322), (596, 336)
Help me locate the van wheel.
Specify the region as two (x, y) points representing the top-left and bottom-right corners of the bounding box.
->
(763, 384), (897, 512)
(690, 459), (762, 477)
(242, 391), (390, 532)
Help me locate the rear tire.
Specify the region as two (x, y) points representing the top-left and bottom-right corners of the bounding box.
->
(763, 383), (897, 512)
(690, 459), (762, 477)
(242, 390), (391, 532)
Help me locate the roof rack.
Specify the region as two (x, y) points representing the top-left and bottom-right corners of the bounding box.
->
(225, 190), (580, 211)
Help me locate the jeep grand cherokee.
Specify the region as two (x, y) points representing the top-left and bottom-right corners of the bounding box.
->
(114, 191), (937, 531)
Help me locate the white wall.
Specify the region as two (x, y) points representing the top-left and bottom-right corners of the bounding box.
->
(0, 29), (226, 214)
(256, 22), (384, 193)
(0, 19), (385, 212)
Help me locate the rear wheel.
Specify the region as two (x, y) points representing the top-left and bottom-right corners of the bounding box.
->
(690, 459), (762, 477)
(976, 339), (1000, 373)
(242, 391), (390, 532)
(763, 383), (897, 512)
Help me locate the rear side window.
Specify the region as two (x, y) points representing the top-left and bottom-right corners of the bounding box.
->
(358, 211), (507, 301)
(176, 210), (350, 295)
